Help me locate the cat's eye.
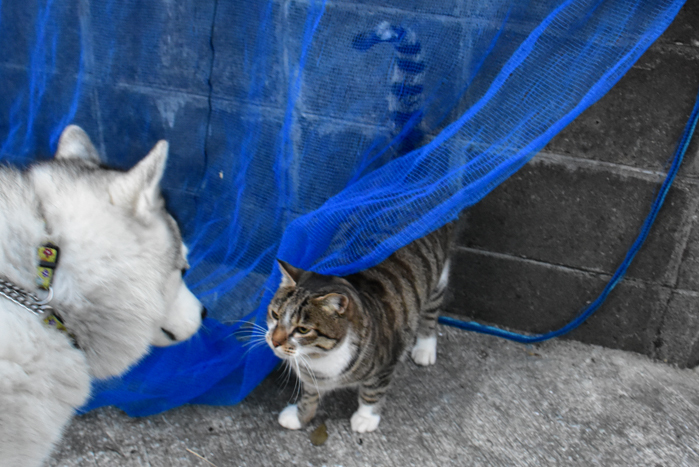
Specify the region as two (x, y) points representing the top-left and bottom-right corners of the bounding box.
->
(296, 326), (312, 335)
(269, 308), (280, 320)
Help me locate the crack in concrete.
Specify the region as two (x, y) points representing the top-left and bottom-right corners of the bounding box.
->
(202, 0), (220, 188)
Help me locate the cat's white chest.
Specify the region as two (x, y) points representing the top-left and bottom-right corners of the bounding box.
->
(307, 332), (356, 379)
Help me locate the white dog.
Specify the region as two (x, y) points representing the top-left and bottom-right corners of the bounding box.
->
(0, 125), (205, 466)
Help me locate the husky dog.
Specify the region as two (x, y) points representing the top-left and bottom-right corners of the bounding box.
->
(0, 125), (205, 467)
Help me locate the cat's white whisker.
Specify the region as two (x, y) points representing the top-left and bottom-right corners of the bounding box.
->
(229, 320), (269, 337)
(241, 340), (268, 357)
(241, 332), (268, 346)
(246, 340), (266, 349)
(292, 357), (304, 403)
(274, 360), (295, 395)
(298, 354), (320, 396)
(224, 330), (267, 343)
(284, 362), (296, 395)
(284, 360), (299, 403)
(235, 326), (267, 336)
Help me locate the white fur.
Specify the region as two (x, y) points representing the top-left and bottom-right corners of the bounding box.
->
(304, 331), (356, 379)
(281, 312), (293, 330)
(438, 259), (450, 291)
(150, 275), (204, 347)
(54, 125), (100, 163)
(278, 404), (302, 430)
(350, 402), (381, 433)
(0, 125), (204, 467)
(411, 335), (437, 366)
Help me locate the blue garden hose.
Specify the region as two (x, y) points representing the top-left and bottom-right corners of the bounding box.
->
(439, 86), (699, 344)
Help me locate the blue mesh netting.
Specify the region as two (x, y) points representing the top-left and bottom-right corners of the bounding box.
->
(0, 0), (684, 416)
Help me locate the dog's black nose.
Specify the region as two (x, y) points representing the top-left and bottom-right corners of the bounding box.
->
(201, 307), (208, 320)
(161, 328), (177, 341)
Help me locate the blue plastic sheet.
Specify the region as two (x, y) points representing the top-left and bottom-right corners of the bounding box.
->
(0, 0), (684, 415)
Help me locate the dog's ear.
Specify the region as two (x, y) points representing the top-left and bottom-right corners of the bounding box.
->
(55, 125), (100, 163)
(108, 140), (168, 217)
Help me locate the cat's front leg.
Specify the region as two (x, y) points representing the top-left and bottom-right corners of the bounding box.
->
(278, 383), (320, 430)
(351, 371), (393, 433)
(350, 400), (382, 433)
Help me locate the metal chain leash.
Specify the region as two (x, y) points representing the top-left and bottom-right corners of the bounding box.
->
(0, 277), (52, 316)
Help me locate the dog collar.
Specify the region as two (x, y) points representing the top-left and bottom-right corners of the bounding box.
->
(0, 244), (78, 348)
(35, 243), (78, 347)
(42, 310), (78, 348)
(0, 276), (53, 316)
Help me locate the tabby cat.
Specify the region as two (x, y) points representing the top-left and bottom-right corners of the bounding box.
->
(265, 223), (454, 433)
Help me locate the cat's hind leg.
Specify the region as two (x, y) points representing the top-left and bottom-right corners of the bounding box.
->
(278, 384), (320, 430)
(411, 335), (437, 366)
(411, 259), (449, 366)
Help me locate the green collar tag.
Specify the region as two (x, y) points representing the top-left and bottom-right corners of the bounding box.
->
(36, 243), (59, 290)
(43, 311), (78, 348)
(35, 243), (77, 347)
(43, 313), (69, 333)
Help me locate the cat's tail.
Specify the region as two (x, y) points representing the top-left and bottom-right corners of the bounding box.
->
(353, 22), (426, 152)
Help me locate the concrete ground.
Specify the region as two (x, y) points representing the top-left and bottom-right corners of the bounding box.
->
(49, 324), (699, 467)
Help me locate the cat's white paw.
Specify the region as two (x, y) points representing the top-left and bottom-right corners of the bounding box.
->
(278, 404), (302, 430)
(411, 335), (437, 366)
(351, 403), (381, 433)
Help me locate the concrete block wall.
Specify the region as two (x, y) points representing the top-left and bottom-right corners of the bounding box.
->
(446, 2), (699, 367)
(3, 1), (695, 362)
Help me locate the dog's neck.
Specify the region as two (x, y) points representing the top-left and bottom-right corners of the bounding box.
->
(0, 168), (53, 295)
(0, 168), (80, 342)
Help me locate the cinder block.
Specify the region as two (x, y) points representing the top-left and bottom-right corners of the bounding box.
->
(89, 1), (214, 95)
(203, 100), (285, 214)
(656, 1), (699, 46)
(0, 69), (94, 163)
(294, 115), (391, 213)
(445, 247), (669, 357)
(96, 86), (209, 182)
(675, 214), (699, 292)
(460, 158), (698, 285)
(199, 100), (288, 249)
(656, 291), (699, 367)
(0, 3), (81, 74)
(544, 48), (699, 174)
(211, 0), (284, 106)
(334, 0), (462, 17)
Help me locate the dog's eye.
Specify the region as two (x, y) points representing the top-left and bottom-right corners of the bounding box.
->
(296, 326), (311, 335)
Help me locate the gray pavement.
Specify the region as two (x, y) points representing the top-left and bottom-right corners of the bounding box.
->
(49, 325), (699, 466)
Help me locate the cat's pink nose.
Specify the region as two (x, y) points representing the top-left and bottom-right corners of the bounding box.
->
(271, 329), (286, 347)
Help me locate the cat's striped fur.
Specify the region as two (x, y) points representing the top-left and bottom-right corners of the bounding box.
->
(266, 222), (454, 432)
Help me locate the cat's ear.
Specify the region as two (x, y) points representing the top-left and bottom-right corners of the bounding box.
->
(277, 259), (302, 288)
(313, 293), (348, 315)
